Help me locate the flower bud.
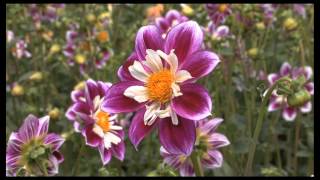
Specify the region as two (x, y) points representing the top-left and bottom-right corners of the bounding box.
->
(283, 17), (298, 31)
(74, 81), (85, 91)
(181, 4), (194, 16)
(248, 48), (258, 58)
(256, 22), (265, 30)
(75, 54), (86, 64)
(11, 84), (24, 96)
(50, 44), (61, 54)
(287, 89), (311, 107)
(29, 72), (43, 82)
(86, 13), (96, 23)
(49, 107), (60, 120)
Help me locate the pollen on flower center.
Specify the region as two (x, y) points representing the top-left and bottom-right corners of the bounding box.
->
(218, 4), (228, 13)
(146, 69), (174, 103)
(96, 111), (110, 132)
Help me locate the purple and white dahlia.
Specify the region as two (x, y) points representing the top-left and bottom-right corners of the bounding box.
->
(6, 115), (65, 176)
(267, 62), (314, 121)
(102, 21), (220, 155)
(160, 118), (230, 176)
(66, 79), (125, 165)
(205, 4), (232, 26)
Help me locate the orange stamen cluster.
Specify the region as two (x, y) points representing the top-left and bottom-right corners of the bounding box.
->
(96, 111), (110, 132)
(218, 4), (228, 13)
(146, 69), (174, 103)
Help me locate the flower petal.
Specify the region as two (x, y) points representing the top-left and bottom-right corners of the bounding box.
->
(267, 99), (282, 112)
(117, 53), (138, 81)
(124, 85), (149, 103)
(175, 70), (193, 83)
(135, 25), (164, 60)
(102, 81), (146, 113)
(145, 49), (163, 72)
(44, 133), (65, 151)
(172, 83), (212, 121)
(164, 21), (203, 65)
(159, 116), (195, 155)
(280, 62), (292, 76)
(180, 161), (195, 177)
(305, 82), (314, 95)
(180, 50), (220, 79)
(129, 108), (159, 150)
(111, 141), (125, 161)
(300, 101), (312, 113)
(282, 107), (297, 121)
(201, 150), (223, 169)
(198, 118), (223, 135)
(128, 61), (150, 82)
(81, 125), (102, 147)
(98, 145), (112, 165)
(160, 146), (182, 169)
(37, 115), (50, 136)
(18, 114), (40, 142)
(207, 133), (230, 149)
(267, 73), (280, 85)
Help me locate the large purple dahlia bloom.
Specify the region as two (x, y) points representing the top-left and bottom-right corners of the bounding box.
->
(102, 21), (220, 155)
(267, 62), (314, 121)
(160, 118), (230, 176)
(6, 115), (65, 176)
(66, 79), (125, 165)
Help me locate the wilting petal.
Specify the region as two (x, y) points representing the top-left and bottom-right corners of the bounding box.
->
(280, 62), (292, 76)
(180, 161), (195, 177)
(267, 73), (280, 85)
(208, 133), (230, 149)
(129, 108), (159, 150)
(305, 82), (314, 95)
(164, 21), (203, 65)
(159, 117), (195, 155)
(117, 53), (138, 81)
(82, 125), (102, 147)
(198, 118), (223, 135)
(300, 101), (312, 113)
(282, 107), (297, 121)
(111, 141), (125, 161)
(172, 83), (212, 121)
(180, 50), (220, 79)
(102, 81), (146, 113)
(44, 133), (65, 150)
(202, 150), (223, 169)
(135, 25), (164, 60)
(98, 144), (112, 165)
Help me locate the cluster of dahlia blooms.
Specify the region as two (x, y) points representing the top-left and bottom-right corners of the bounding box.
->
(6, 115), (65, 176)
(161, 118), (230, 176)
(63, 22), (111, 75)
(6, 30), (32, 60)
(66, 79), (125, 165)
(267, 62), (314, 121)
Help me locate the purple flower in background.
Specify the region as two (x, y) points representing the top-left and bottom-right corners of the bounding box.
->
(65, 79), (125, 165)
(160, 118), (230, 176)
(205, 4), (232, 26)
(267, 62), (314, 121)
(12, 40), (32, 59)
(259, 4), (277, 26)
(7, 30), (14, 43)
(207, 22), (230, 40)
(293, 4), (306, 18)
(155, 10), (188, 38)
(28, 4), (65, 26)
(6, 115), (64, 176)
(103, 21), (220, 155)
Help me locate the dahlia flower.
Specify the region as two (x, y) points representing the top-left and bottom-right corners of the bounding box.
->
(6, 115), (64, 176)
(160, 118), (230, 176)
(66, 79), (125, 165)
(154, 10), (188, 38)
(102, 21), (220, 155)
(12, 40), (32, 59)
(207, 22), (229, 40)
(267, 62), (314, 121)
(28, 4), (65, 24)
(205, 4), (232, 26)
(293, 4), (306, 19)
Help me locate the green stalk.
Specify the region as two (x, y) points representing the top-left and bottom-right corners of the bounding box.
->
(72, 139), (85, 176)
(244, 77), (291, 176)
(293, 114), (301, 175)
(190, 151), (204, 176)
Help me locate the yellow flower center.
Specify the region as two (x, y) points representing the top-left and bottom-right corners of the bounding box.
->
(96, 111), (110, 132)
(146, 69), (174, 103)
(218, 4), (228, 13)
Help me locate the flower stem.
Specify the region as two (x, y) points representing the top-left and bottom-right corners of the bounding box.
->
(293, 114), (301, 175)
(72, 139), (85, 176)
(190, 151), (204, 176)
(244, 77), (291, 176)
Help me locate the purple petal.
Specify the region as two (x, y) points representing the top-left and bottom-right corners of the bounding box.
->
(198, 118), (223, 135)
(164, 21), (203, 65)
(18, 114), (40, 142)
(282, 107), (297, 121)
(301, 66), (313, 80)
(129, 108), (159, 150)
(47, 154), (59, 176)
(81, 125), (102, 147)
(98, 145), (112, 165)
(180, 50), (220, 79)
(305, 82), (314, 95)
(207, 133), (230, 149)
(111, 141), (125, 161)
(44, 133), (65, 151)
(71, 90), (85, 103)
(267, 73), (280, 85)
(179, 161), (195, 176)
(165, 10), (181, 24)
(117, 53), (137, 81)
(280, 62), (292, 76)
(101, 81), (146, 113)
(135, 25), (164, 60)
(160, 146), (182, 169)
(96, 81), (112, 97)
(85, 79), (99, 109)
(201, 150), (223, 169)
(159, 117), (195, 155)
(53, 151), (64, 163)
(155, 17), (169, 34)
(37, 115), (50, 136)
(300, 101), (312, 113)
(172, 83), (212, 121)
(267, 99), (282, 112)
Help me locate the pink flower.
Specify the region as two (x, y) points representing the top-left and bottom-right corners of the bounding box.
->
(102, 21), (220, 155)
(12, 40), (32, 59)
(160, 118), (230, 176)
(65, 79), (125, 165)
(6, 115), (65, 176)
(205, 4), (232, 26)
(267, 62), (314, 121)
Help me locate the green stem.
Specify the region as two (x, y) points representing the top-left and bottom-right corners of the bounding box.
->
(72, 139), (85, 176)
(244, 76), (291, 176)
(293, 114), (301, 175)
(35, 159), (48, 176)
(190, 151), (204, 176)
